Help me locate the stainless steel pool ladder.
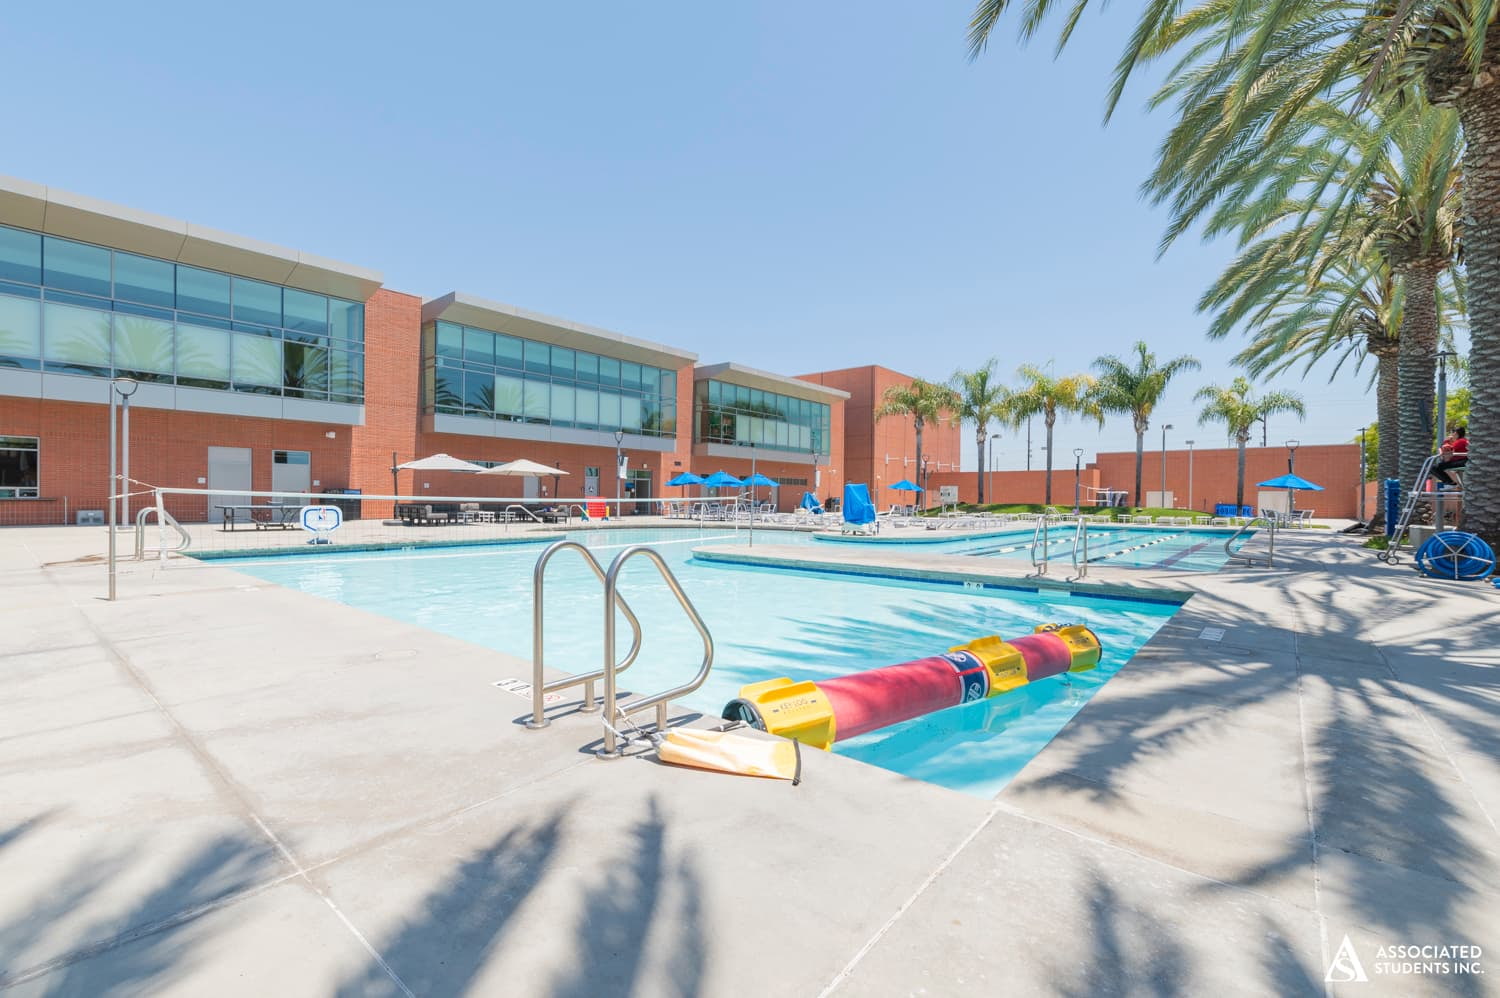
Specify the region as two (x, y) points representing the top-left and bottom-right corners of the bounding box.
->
(528, 541), (644, 728)
(1225, 515), (1276, 567)
(1070, 519), (1089, 579)
(1030, 517), (1050, 575)
(133, 500), (191, 561)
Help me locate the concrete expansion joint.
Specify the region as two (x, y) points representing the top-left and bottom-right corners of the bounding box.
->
(1287, 598), (1334, 994)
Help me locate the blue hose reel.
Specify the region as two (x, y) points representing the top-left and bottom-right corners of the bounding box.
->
(1414, 531), (1496, 581)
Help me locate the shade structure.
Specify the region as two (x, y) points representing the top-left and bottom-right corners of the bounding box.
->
(476, 458), (570, 477)
(742, 472), (779, 487)
(888, 479), (923, 492)
(700, 470), (743, 489)
(1256, 473), (1324, 491)
(397, 453), (486, 473)
(666, 472), (705, 487)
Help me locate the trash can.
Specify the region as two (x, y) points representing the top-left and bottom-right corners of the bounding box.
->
(322, 488), (362, 521)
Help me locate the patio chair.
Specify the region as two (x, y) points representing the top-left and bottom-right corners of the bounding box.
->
(1292, 508), (1314, 528)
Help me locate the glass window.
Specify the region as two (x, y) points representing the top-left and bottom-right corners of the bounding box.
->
(495, 333), (523, 369)
(551, 347), (575, 380)
(464, 327), (494, 366)
(575, 387), (599, 427)
(523, 378), (550, 420)
(621, 362), (641, 390)
(598, 391), (621, 429)
(494, 373), (524, 417)
(660, 370), (676, 401)
(599, 356), (620, 388)
(273, 449), (311, 465)
(659, 402), (676, 434)
(112, 252), (175, 308)
(0, 435), (39, 498)
(177, 266), (231, 318)
(329, 299), (363, 342)
(284, 342), (329, 394)
(705, 381), (718, 404)
(551, 383), (575, 423)
(284, 289), (329, 335)
(575, 352), (598, 384)
(463, 370), (492, 412)
(0, 294), (41, 359)
(621, 397), (642, 431)
(436, 321), (464, 359)
(43, 301), (111, 371)
(524, 340), (549, 375)
(112, 314), (174, 377)
(42, 237), (111, 298)
(434, 366), (462, 411)
(330, 351), (363, 398)
(176, 321), (232, 382)
(232, 277), (281, 327)
(775, 420), (789, 447)
(0, 228), (41, 286)
(232, 333), (282, 388)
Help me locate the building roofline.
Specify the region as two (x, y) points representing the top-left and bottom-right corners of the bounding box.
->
(422, 292), (698, 369)
(695, 362), (851, 401)
(0, 175), (383, 302)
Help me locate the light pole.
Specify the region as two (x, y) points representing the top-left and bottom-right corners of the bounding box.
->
(1286, 438), (1300, 516)
(1160, 423), (1173, 507)
(989, 432), (1000, 508)
(1184, 439), (1195, 511)
(921, 455), (931, 511)
(1073, 448), (1084, 515)
(1026, 417), (1032, 471)
(106, 377), (138, 602)
(1358, 427), (1367, 522)
(614, 428), (625, 510)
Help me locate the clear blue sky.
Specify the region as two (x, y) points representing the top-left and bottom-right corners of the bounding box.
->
(5, 1), (1417, 470)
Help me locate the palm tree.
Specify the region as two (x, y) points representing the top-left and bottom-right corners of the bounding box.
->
(948, 359), (1012, 505)
(1091, 342), (1200, 507)
(875, 378), (960, 508)
(1006, 365), (1101, 504)
(1195, 377), (1308, 510)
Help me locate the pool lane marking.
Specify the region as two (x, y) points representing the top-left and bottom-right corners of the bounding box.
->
(224, 533), (743, 567)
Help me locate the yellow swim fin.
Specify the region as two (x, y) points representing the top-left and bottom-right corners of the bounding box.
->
(657, 728), (802, 783)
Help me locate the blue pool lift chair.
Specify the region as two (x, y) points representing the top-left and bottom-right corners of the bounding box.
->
(840, 483), (879, 535)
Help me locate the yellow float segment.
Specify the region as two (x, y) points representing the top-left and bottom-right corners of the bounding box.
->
(1053, 624), (1102, 672)
(732, 677), (838, 750)
(950, 635), (1029, 695)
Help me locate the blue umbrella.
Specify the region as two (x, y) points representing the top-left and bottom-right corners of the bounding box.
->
(700, 470), (743, 489)
(742, 472), (779, 487)
(1256, 473), (1324, 491)
(888, 479), (924, 492)
(666, 472), (705, 487)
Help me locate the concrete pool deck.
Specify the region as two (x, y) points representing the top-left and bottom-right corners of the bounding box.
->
(1, 525), (1496, 996)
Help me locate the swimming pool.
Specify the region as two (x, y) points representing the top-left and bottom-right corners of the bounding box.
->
(219, 528), (1179, 797)
(820, 523), (1250, 572)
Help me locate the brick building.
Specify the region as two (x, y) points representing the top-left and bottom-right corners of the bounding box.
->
(0, 177), (844, 525)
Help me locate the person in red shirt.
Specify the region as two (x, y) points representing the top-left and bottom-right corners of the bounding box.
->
(1433, 425), (1468, 486)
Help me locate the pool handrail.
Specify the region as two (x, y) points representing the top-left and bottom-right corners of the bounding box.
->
(598, 544), (715, 758)
(1070, 518), (1089, 579)
(527, 540), (644, 729)
(133, 498), (192, 561)
(1225, 515), (1276, 567)
(1030, 517), (1050, 575)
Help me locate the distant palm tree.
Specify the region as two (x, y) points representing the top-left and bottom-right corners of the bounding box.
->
(1006, 365), (1101, 505)
(875, 378), (959, 508)
(1195, 378), (1307, 510)
(948, 359), (1012, 505)
(1091, 342), (1200, 508)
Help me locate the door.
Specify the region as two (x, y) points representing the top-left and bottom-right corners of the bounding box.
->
(272, 450), (311, 505)
(584, 467), (600, 497)
(208, 446), (252, 524)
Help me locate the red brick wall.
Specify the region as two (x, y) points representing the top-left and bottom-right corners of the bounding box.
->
(350, 288), (423, 515)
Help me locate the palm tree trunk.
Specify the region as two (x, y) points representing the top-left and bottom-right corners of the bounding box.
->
(914, 417), (925, 510)
(1395, 262), (1443, 507)
(1235, 433), (1248, 510)
(975, 427), (986, 505)
(1456, 83), (1500, 545)
(1371, 339), (1401, 529)
(1044, 412), (1056, 505)
(1133, 427), (1145, 508)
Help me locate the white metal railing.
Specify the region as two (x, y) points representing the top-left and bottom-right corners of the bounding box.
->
(527, 540), (643, 728)
(1070, 518), (1089, 578)
(133, 502), (192, 561)
(1225, 516), (1276, 567)
(1030, 516), (1050, 575)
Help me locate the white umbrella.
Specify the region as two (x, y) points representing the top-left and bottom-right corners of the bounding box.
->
(396, 453), (486, 472)
(475, 459), (570, 477)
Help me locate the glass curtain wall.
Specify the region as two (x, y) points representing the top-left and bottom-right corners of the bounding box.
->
(693, 380), (830, 455)
(423, 320), (677, 438)
(0, 224), (365, 402)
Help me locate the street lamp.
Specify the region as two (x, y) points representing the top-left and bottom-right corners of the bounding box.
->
(1073, 447), (1084, 515)
(920, 455), (931, 510)
(1184, 440), (1195, 511)
(1160, 424), (1173, 507)
(989, 432), (1001, 508)
(1286, 438), (1300, 516)
(106, 377), (138, 602)
(614, 428), (625, 507)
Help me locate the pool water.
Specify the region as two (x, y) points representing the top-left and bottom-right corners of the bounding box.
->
(822, 524), (1250, 572)
(221, 528), (1179, 798)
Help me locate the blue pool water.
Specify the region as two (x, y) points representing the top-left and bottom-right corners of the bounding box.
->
(821, 524), (1249, 572)
(220, 528), (1179, 797)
